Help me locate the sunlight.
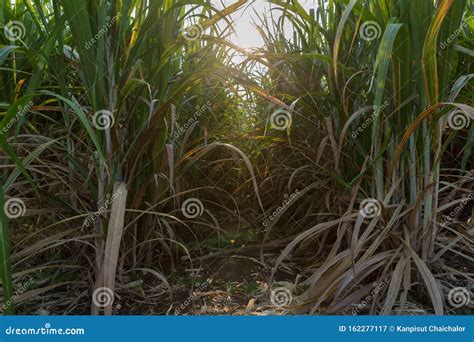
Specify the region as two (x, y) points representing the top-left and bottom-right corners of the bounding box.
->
(228, 1), (268, 49)
(225, 1), (319, 49)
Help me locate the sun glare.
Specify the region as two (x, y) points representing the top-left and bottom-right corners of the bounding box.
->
(226, 0), (318, 50)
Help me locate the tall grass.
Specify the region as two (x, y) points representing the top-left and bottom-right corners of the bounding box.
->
(249, 0), (473, 314)
(0, 0), (249, 314)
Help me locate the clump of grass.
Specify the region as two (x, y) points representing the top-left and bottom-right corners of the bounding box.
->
(248, 0), (473, 314)
(0, 0), (248, 314)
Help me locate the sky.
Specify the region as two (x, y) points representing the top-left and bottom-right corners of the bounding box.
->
(216, 0), (319, 49)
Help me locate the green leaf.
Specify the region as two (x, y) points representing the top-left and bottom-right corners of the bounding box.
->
(0, 189), (14, 315)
